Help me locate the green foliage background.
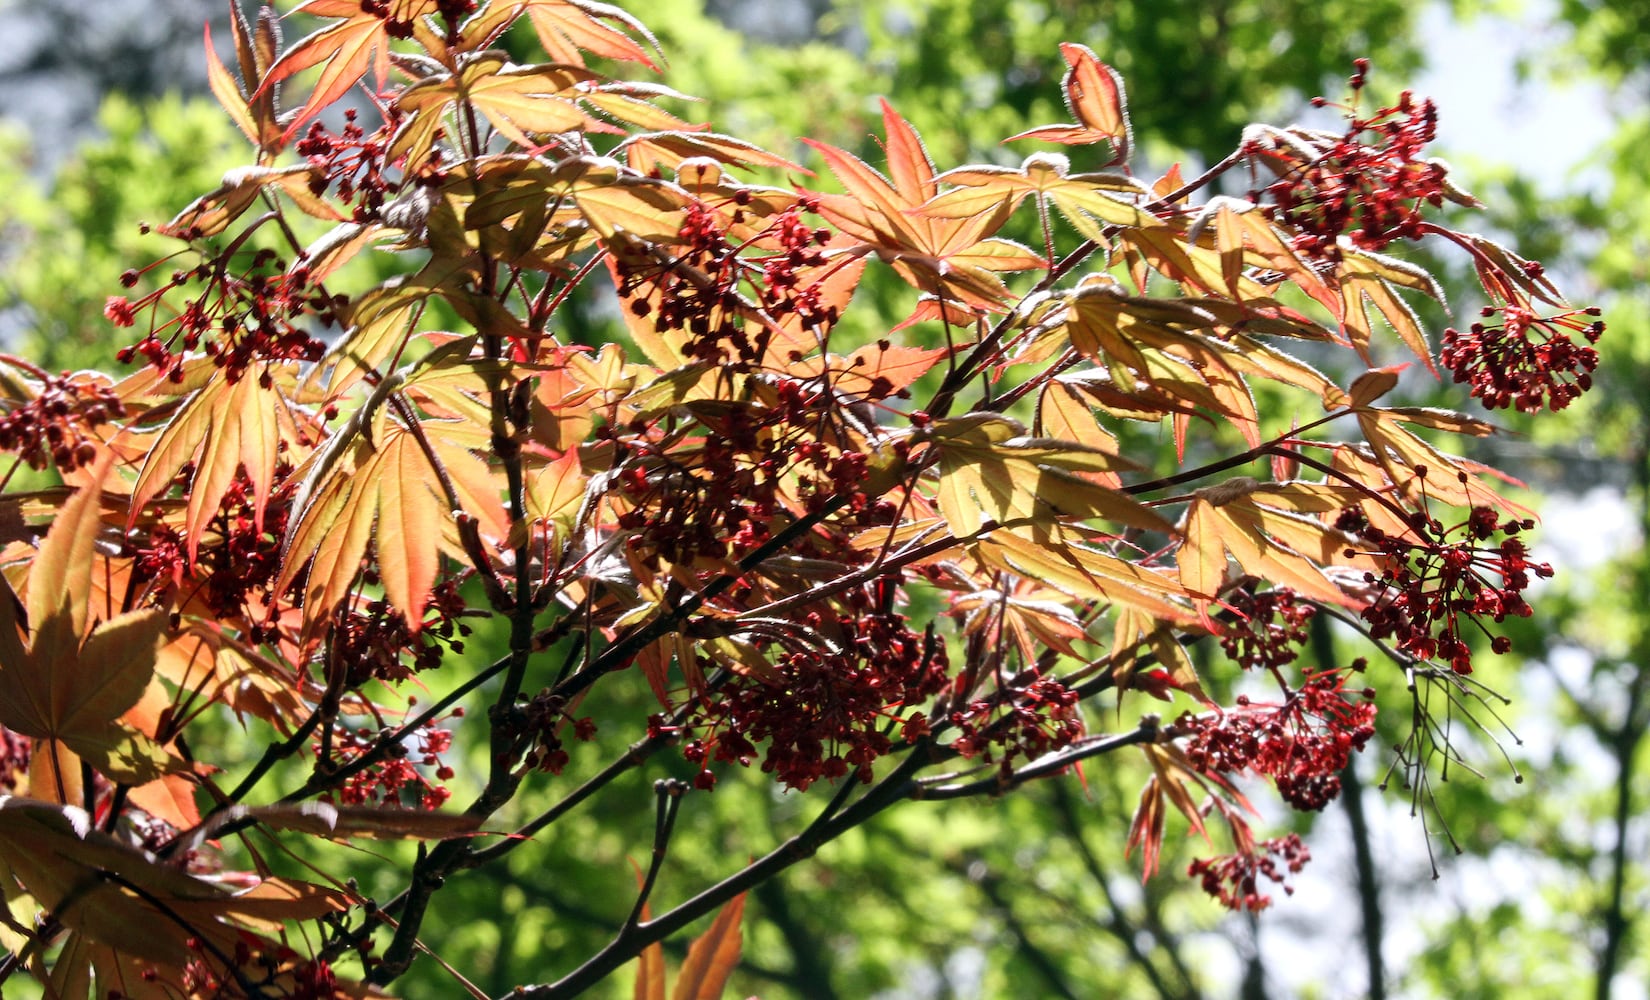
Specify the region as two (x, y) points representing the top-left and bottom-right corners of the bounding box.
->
(0, 0), (1645, 997)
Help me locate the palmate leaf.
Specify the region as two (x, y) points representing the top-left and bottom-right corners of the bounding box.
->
(129, 361), (296, 560)
(618, 129), (805, 176)
(1187, 197), (1337, 314)
(0, 462), (184, 786)
(259, 0), (443, 139)
(1333, 260), (1436, 373)
(802, 100), (1042, 312)
(926, 414), (1163, 537)
(672, 891), (745, 1000)
(1007, 43), (1133, 164)
(783, 341), (951, 401)
(1176, 490), (1354, 609)
(0, 600), (179, 788)
(0, 798), (377, 998)
(922, 154), (1155, 242)
(278, 417), (500, 636)
(631, 891), (747, 1000)
(390, 56), (609, 167)
(204, 3), (286, 159)
(953, 579), (1091, 663)
(160, 164), (343, 240)
(972, 532), (1200, 630)
(204, 11), (283, 160)
(512, 0), (663, 70)
(1049, 281), (1262, 450)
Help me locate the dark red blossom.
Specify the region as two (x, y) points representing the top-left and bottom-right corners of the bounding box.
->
(295, 106), (408, 221)
(324, 722), (454, 811)
(1337, 502), (1548, 673)
(104, 295), (137, 327)
(948, 675), (1084, 773)
(0, 368), (124, 472)
(1220, 587), (1316, 672)
(327, 580), (474, 687)
(614, 200), (834, 366)
(1252, 62), (1447, 258)
(1178, 668), (1376, 811)
(1441, 304), (1603, 413)
(1188, 833), (1311, 911)
(113, 248), (333, 383)
(670, 603), (949, 791)
(0, 726), (29, 791)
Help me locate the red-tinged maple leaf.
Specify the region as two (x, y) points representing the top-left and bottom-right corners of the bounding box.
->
(260, 1), (444, 139)
(204, 5), (285, 160)
(631, 890), (747, 1000)
(1007, 43), (1133, 164)
(389, 56), (612, 168)
(160, 164), (345, 240)
(513, 0), (663, 70)
(0, 798), (400, 996)
(920, 152), (1155, 246)
(278, 406), (502, 637)
(784, 341), (951, 403)
(0, 462), (183, 789)
(129, 361), (301, 561)
(1184, 196), (1338, 312)
(1040, 279), (1262, 454)
(618, 130), (807, 176)
(1175, 485), (1357, 610)
(973, 532), (1201, 632)
(802, 100), (1043, 313)
(926, 413), (1162, 539)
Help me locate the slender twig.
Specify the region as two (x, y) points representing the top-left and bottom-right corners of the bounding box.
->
(623, 780), (688, 932)
(915, 724), (1159, 800)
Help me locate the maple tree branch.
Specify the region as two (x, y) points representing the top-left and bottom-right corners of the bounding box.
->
(1121, 412), (1348, 496)
(547, 495), (851, 702)
(512, 744), (937, 999)
(623, 779), (688, 933)
(513, 715), (1156, 999)
(369, 424), (847, 983)
(914, 723), (1159, 800)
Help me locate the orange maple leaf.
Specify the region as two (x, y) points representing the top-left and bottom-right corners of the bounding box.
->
(802, 100), (1043, 314)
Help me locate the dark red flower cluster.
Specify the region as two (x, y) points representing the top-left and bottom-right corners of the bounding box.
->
(1187, 833), (1311, 912)
(288, 957), (343, 1000)
(948, 675), (1084, 773)
(136, 936), (342, 999)
(1219, 586), (1316, 672)
(517, 690), (599, 775)
(615, 198), (833, 366)
(1441, 304), (1603, 413)
(296, 107), (405, 221)
(134, 462), (299, 621)
(1253, 60), (1446, 259)
(360, 0), (418, 38)
(1337, 502), (1548, 673)
(670, 600), (949, 791)
(1178, 667), (1376, 811)
(328, 580), (473, 687)
(0, 368), (123, 472)
(112, 248), (333, 384)
(610, 376), (899, 574)
(325, 721), (454, 810)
